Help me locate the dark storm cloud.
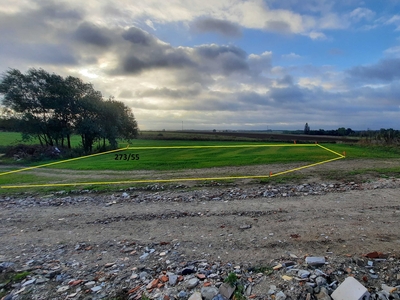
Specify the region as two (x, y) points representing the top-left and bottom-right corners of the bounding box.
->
(74, 22), (113, 48)
(0, 40), (78, 66)
(347, 58), (400, 81)
(265, 20), (291, 33)
(195, 45), (249, 75)
(38, 0), (83, 21)
(277, 74), (294, 86)
(136, 86), (201, 99)
(18, 43), (78, 65)
(122, 27), (154, 46)
(268, 85), (306, 103)
(111, 29), (254, 77)
(192, 17), (242, 37)
(118, 49), (195, 74)
(196, 44), (246, 59)
(110, 26), (198, 75)
(0, 1), (84, 40)
(0, 0), (84, 68)
(237, 91), (271, 105)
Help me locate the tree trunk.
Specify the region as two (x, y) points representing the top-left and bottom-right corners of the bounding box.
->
(37, 135), (43, 146)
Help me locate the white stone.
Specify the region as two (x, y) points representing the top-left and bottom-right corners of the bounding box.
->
(331, 277), (370, 300)
(188, 292), (202, 300)
(57, 286), (70, 293)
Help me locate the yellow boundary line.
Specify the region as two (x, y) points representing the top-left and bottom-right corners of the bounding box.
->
(126, 144), (316, 150)
(0, 144), (345, 189)
(316, 144), (345, 158)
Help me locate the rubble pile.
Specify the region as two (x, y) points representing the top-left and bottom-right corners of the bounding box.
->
(1, 177), (400, 299)
(1, 239), (400, 299)
(1, 178), (400, 209)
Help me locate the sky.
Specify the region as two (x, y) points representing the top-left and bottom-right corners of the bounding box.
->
(1, 0), (400, 131)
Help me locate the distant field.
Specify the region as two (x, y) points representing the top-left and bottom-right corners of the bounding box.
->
(0, 131), (83, 147)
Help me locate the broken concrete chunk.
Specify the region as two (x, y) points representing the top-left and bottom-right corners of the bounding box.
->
(219, 283), (235, 299)
(331, 277), (370, 300)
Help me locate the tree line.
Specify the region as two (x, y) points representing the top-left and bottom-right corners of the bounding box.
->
(302, 123), (400, 145)
(0, 68), (138, 153)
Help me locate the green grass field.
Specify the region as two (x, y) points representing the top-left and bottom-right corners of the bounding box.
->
(1, 131), (400, 191)
(44, 144), (338, 171)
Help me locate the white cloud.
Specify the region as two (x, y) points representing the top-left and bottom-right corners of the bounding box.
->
(282, 52), (301, 59)
(308, 31), (326, 40)
(145, 19), (156, 30)
(349, 7), (375, 22)
(384, 45), (400, 56)
(386, 15), (400, 31)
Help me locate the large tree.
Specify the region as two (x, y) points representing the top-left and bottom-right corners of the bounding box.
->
(0, 68), (139, 152)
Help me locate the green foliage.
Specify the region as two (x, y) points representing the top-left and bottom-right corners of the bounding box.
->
(141, 294), (151, 300)
(252, 265), (273, 276)
(12, 271), (30, 282)
(224, 272), (238, 287)
(234, 284), (246, 300)
(0, 68), (138, 153)
(224, 273), (246, 300)
(0, 271), (31, 297)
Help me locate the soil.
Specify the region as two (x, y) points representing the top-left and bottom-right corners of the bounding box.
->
(1, 158), (400, 266)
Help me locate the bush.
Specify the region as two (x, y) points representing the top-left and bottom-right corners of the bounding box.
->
(5, 144), (61, 161)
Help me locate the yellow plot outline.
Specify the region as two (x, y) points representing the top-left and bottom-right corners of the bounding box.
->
(0, 144), (345, 189)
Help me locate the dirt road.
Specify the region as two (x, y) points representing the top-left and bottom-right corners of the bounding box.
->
(1, 171), (400, 265)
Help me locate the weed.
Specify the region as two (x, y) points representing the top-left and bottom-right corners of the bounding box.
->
(233, 284), (246, 300)
(0, 271), (31, 297)
(12, 271), (30, 282)
(252, 266), (273, 276)
(224, 272), (238, 287)
(141, 294), (151, 300)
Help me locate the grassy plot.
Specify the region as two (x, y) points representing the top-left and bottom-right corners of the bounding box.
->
(45, 144), (336, 171)
(320, 143), (400, 158)
(2, 141), (400, 190)
(0, 144), (341, 188)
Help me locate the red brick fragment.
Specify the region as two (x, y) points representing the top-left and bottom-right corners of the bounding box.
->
(160, 275), (169, 283)
(147, 279), (159, 289)
(196, 273), (206, 280)
(69, 280), (83, 286)
(128, 285), (142, 294)
(364, 251), (380, 258)
(203, 282), (211, 287)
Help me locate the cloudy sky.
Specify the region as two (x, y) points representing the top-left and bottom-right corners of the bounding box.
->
(1, 0), (400, 131)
